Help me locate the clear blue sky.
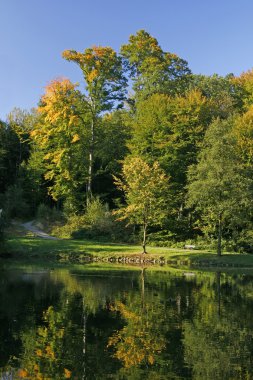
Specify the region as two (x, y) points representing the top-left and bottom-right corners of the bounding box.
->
(1, 0), (253, 120)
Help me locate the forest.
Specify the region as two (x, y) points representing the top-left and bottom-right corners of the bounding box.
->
(1, 29), (253, 255)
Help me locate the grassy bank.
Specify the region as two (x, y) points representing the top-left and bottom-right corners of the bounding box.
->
(2, 221), (253, 267)
(3, 234), (253, 268)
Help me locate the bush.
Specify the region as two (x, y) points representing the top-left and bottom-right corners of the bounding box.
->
(51, 214), (86, 239)
(52, 198), (135, 242)
(148, 231), (219, 250)
(234, 230), (253, 253)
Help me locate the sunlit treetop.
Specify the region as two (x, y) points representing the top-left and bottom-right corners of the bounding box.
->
(233, 105), (253, 165)
(232, 69), (253, 109)
(62, 46), (127, 113)
(121, 30), (163, 72)
(37, 78), (85, 127)
(120, 29), (191, 96)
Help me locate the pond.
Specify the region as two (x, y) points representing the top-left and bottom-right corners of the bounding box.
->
(0, 263), (253, 379)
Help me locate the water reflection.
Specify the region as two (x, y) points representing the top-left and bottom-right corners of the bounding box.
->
(0, 265), (253, 379)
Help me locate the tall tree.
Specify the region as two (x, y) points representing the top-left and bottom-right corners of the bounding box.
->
(189, 74), (241, 118)
(128, 90), (211, 228)
(94, 110), (131, 204)
(0, 115), (34, 217)
(121, 29), (191, 99)
(187, 118), (253, 255)
(62, 46), (127, 200)
(32, 78), (91, 212)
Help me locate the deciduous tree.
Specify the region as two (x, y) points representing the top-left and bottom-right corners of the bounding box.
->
(32, 78), (91, 211)
(62, 46), (127, 200)
(121, 29), (191, 99)
(187, 118), (253, 255)
(114, 157), (169, 253)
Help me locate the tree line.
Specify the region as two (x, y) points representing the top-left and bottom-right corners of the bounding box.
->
(1, 30), (253, 254)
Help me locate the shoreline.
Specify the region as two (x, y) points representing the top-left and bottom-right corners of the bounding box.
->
(3, 235), (253, 269)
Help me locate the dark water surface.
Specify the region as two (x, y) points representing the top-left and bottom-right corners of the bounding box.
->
(0, 263), (253, 379)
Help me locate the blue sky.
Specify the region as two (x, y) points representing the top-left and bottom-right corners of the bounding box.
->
(1, 0), (253, 120)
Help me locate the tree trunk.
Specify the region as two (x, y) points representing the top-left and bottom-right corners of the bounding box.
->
(87, 116), (94, 204)
(142, 223), (147, 254)
(217, 214), (222, 256)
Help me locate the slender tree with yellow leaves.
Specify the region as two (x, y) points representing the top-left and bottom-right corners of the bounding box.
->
(62, 46), (127, 201)
(114, 156), (170, 253)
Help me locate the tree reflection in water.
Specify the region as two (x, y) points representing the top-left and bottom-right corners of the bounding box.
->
(0, 267), (253, 379)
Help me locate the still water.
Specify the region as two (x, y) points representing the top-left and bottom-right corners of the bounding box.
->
(0, 263), (253, 379)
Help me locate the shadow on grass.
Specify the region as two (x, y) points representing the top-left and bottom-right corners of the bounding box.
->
(6, 237), (139, 256)
(5, 237), (253, 268)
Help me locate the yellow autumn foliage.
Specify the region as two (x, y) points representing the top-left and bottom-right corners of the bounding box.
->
(233, 106), (253, 164)
(87, 69), (98, 82)
(64, 368), (72, 378)
(18, 368), (29, 378)
(71, 134), (80, 143)
(35, 349), (43, 357)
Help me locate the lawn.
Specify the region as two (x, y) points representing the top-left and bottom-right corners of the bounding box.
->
(2, 221), (253, 267)
(3, 234), (253, 268)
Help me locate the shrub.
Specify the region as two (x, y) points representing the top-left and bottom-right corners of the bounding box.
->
(51, 214), (86, 239)
(52, 198), (135, 242)
(234, 231), (253, 253)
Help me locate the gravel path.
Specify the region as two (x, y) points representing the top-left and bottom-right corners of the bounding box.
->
(21, 221), (59, 240)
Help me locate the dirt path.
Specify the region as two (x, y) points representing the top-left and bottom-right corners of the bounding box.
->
(21, 221), (59, 240)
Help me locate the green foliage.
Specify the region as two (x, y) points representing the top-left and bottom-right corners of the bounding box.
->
(33, 79), (91, 207)
(96, 111), (130, 173)
(130, 91), (211, 191)
(3, 30), (253, 251)
(114, 156), (170, 252)
(0, 120), (24, 193)
(232, 105), (253, 166)
(52, 198), (133, 242)
(187, 117), (253, 254)
(62, 46), (128, 201)
(121, 29), (191, 98)
(62, 46), (127, 113)
(189, 73), (241, 118)
(232, 69), (253, 110)
(128, 90), (213, 242)
(233, 230), (253, 253)
(4, 184), (30, 219)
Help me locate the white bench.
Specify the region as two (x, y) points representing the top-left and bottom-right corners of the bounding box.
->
(184, 244), (195, 250)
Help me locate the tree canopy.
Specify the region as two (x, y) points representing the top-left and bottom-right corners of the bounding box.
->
(1, 29), (253, 253)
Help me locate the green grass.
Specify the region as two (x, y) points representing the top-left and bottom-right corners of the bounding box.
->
(3, 234), (253, 268)
(2, 222), (253, 267)
(5, 235), (186, 258)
